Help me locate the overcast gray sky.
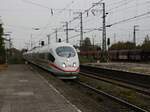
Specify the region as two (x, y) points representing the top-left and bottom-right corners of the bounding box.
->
(0, 0), (150, 49)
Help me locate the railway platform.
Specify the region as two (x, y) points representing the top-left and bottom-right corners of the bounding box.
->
(86, 62), (150, 75)
(0, 64), (81, 112)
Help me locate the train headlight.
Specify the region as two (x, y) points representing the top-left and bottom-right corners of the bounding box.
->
(73, 62), (76, 67)
(62, 63), (66, 68)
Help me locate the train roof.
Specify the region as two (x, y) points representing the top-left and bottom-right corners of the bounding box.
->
(24, 42), (74, 54)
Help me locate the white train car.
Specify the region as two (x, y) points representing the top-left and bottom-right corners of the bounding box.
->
(23, 42), (80, 79)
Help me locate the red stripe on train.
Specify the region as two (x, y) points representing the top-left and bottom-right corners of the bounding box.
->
(49, 63), (79, 72)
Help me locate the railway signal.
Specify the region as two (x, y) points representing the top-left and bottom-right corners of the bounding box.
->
(41, 41), (45, 46)
(107, 38), (110, 47)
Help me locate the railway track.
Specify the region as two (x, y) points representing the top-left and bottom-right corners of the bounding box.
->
(80, 65), (150, 90)
(79, 72), (150, 96)
(78, 65), (150, 112)
(75, 81), (148, 112)
(31, 64), (149, 112)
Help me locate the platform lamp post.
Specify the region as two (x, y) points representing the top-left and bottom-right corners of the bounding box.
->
(30, 28), (40, 49)
(2, 36), (9, 64)
(3, 32), (12, 64)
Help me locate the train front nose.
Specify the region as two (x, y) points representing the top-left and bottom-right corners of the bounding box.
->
(55, 45), (80, 78)
(61, 59), (79, 73)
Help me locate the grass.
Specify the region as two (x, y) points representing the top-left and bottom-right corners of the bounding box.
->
(79, 75), (150, 111)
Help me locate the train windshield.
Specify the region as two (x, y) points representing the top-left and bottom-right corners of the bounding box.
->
(56, 46), (76, 58)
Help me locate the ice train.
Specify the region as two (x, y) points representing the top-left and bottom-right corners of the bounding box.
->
(23, 42), (80, 79)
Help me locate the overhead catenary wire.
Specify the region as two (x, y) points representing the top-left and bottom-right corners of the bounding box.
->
(107, 0), (150, 15)
(106, 0), (136, 12)
(23, 0), (150, 48)
(66, 0), (148, 36)
(22, 0), (77, 13)
(26, 0), (76, 46)
(21, 0), (76, 45)
(108, 11), (150, 26)
(31, 0), (104, 47)
(26, 0), (131, 46)
(61, 10), (150, 42)
(40, 1), (150, 44)
(70, 0), (150, 28)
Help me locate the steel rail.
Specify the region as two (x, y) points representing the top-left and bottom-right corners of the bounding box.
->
(79, 72), (150, 96)
(29, 64), (149, 112)
(76, 81), (149, 112)
(80, 65), (150, 89)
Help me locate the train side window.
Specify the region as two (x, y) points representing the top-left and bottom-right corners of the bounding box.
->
(48, 53), (55, 62)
